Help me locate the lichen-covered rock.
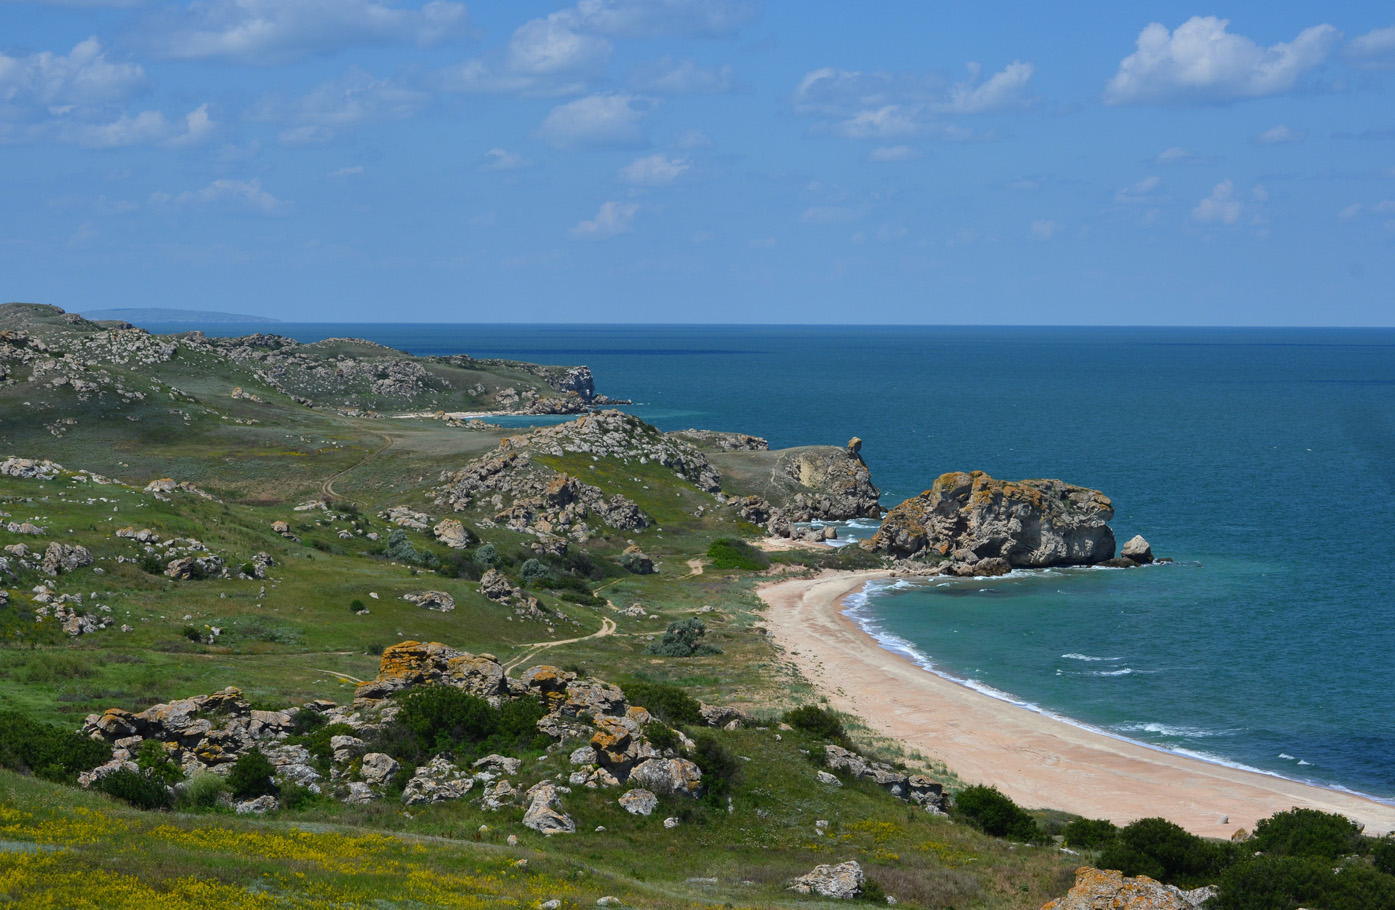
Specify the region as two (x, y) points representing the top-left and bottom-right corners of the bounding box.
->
(402, 757), (475, 806)
(359, 752), (399, 786)
(1122, 535), (1154, 564)
(618, 788), (658, 816)
(164, 554), (225, 580)
(866, 470), (1116, 567)
(40, 542), (92, 575)
(628, 758), (702, 798)
(0, 456), (63, 479)
(768, 443), (882, 522)
(353, 641), (507, 704)
(1041, 867), (1214, 910)
(433, 518), (472, 549)
(472, 754), (522, 776)
(402, 590), (455, 612)
(788, 861), (865, 899)
(522, 782), (575, 835)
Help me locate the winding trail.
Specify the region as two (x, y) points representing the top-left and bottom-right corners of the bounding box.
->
(682, 558), (705, 578)
(503, 616), (618, 674)
(321, 433), (395, 500)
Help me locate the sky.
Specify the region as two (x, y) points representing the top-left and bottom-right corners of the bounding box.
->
(2, 1), (1393, 325)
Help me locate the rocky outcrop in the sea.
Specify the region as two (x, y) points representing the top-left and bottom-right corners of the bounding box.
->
(1041, 867), (1215, 910)
(767, 438), (882, 531)
(865, 470), (1116, 568)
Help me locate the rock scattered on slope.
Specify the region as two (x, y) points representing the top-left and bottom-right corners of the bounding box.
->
(788, 860), (865, 899)
(1041, 867), (1215, 910)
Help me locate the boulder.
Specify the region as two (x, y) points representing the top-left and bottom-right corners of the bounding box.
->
(235, 795), (280, 815)
(402, 757), (475, 806)
(617, 788), (658, 816)
(1041, 867), (1213, 910)
(628, 758), (702, 798)
(817, 770), (841, 787)
(480, 779), (517, 810)
(1122, 535), (1154, 564)
(788, 861), (865, 899)
(479, 569), (520, 603)
(433, 518), (472, 549)
(472, 754), (522, 776)
(402, 591), (455, 612)
(522, 782), (575, 835)
(353, 641), (507, 704)
(359, 752), (399, 787)
(866, 471), (1116, 567)
(40, 542), (92, 575)
(769, 444), (882, 522)
(618, 546), (655, 575)
(164, 555), (224, 580)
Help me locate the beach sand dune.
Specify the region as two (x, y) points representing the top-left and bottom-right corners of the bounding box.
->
(760, 571), (1395, 838)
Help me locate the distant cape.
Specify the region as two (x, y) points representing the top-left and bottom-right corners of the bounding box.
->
(83, 308), (281, 325)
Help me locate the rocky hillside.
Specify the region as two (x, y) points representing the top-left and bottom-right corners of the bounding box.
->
(864, 470), (1117, 573)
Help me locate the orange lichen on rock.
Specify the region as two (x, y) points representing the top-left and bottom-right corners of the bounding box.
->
(1041, 867), (1212, 910)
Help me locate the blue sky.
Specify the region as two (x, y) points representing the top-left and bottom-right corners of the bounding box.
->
(2, 1), (1392, 325)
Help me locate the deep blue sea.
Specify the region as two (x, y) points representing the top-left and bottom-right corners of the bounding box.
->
(152, 323), (1395, 801)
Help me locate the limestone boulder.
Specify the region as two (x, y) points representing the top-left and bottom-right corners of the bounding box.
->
(617, 788), (658, 816)
(40, 542), (93, 575)
(788, 861), (865, 899)
(1041, 867), (1214, 910)
(402, 757), (475, 806)
(360, 752), (399, 787)
(402, 591), (455, 612)
(628, 758), (702, 798)
(353, 641), (507, 704)
(1122, 535), (1154, 564)
(433, 518), (472, 549)
(522, 782), (575, 835)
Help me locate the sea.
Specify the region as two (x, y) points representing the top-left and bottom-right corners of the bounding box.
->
(149, 322), (1395, 803)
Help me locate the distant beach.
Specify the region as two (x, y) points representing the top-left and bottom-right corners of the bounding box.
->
(759, 571), (1395, 838)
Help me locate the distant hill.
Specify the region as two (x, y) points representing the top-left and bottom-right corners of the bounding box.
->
(81, 307), (281, 324)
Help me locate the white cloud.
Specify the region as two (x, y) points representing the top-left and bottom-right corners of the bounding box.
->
(1340, 203), (1364, 219)
(793, 61), (1033, 140)
(629, 56), (735, 94)
(618, 153), (689, 185)
(573, 0), (755, 39)
(0, 38), (147, 115)
(249, 68), (429, 139)
(137, 0), (469, 65)
(327, 165), (364, 179)
(868, 144), (918, 162)
(801, 205), (861, 225)
(507, 11), (612, 77)
(1345, 26), (1395, 69)
(1030, 219), (1062, 241)
(671, 128), (712, 149)
(1340, 200), (1395, 218)
(1114, 175), (1164, 204)
(571, 200), (638, 238)
(1155, 146), (1221, 166)
(1190, 179), (1268, 225)
(1256, 124), (1307, 144)
(151, 178), (283, 213)
(480, 148), (532, 171)
(0, 101), (215, 148)
(1104, 17), (1340, 105)
(536, 92), (655, 147)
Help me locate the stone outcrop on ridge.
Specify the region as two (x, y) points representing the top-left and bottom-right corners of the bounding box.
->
(1041, 867), (1216, 910)
(769, 438), (882, 526)
(865, 470), (1116, 567)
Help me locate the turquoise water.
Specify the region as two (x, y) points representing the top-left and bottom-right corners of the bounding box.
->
(154, 323), (1395, 799)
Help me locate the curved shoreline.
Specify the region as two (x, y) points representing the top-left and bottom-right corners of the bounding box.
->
(758, 570), (1395, 837)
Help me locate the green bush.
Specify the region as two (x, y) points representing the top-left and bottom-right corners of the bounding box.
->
(135, 740), (183, 785)
(1097, 817), (1227, 886)
(952, 785), (1044, 843)
(644, 618), (722, 657)
(384, 530), (436, 568)
(519, 558), (552, 584)
(783, 705), (847, 743)
(619, 680), (703, 727)
(473, 543), (499, 570)
(0, 710), (111, 783)
(285, 722), (356, 770)
(349, 599), (366, 614)
(179, 771), (227, 810)
(1216, 854), (1395, 910)
(1250, 808), (1366, 860)
(692, 733), (741, 804)
(646, 723), (680, 754)
(706, 538), (770, 571)
(1062, 817), (1120, 849)
(1375, 839), (1395, 876)
(375, 687), (549, 765)
(226, 748), (278, 800)
(96, 768), (173, 810)
(139, 553), (165, 575)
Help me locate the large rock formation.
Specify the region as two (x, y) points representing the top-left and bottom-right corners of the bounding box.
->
(770, 439), (882, 523)
(1041, 867), (1215, 910)
(865, 470), (1115, 567)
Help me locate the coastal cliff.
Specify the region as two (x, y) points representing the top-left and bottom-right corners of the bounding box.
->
(864, 470), (1116, 569)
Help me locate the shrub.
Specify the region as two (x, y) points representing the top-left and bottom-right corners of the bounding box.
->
(952, 785), (1043, 843)
(1375, 839), (1395, 877)
(136, 740), (183, 785)
(783, 705), (847, 743)
(139, 553), (165, 575)
(285, 722), (356, 770)
(1215, 854), (1395, 910)
(647, 723), (680, 754)
(290, 709), (327, 737)
(619, 680), (704, 727)
(384, 530), (436, 568)
(1062, 817), (1120, 850)
(1097, 817), (1226, 886)
(706, 538), (769, 571)
(349, 598), (366, 614)
(1250, 807), (1366, 860)
(179, 771), (227, 810)
(519, 558), (552, 584)
(0, 710), (111, 783)
(473, 543), (499, 570)
(226, 748), (278, 800)
(376, 687), (549, 765)
(96, 768), (172, 810)
(692, 733), (741, 803)
(644, 618), (722, 657)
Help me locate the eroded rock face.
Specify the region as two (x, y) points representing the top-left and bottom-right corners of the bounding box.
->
(617, 788), (658, 816)
(628, 758), (703, 798)
(788, 861), (865, 899)
(522, 782), (575, 835)
(353, 641), (507, 705)
(866, 471), (1115, 567)
(402, 591), (455, 612)
(402, 757), (475, 806)
(1041, 867), (1214, 910)
(771, 444), (882, 522)
(1122, 535), (1154, 564)
(41, 542), (92, 575)
(433, 518), (472, 549)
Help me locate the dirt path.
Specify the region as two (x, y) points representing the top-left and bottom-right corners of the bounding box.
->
(682, 558), (705, 578)
(321, 433), (395, 500)
(503, 616), (618, 674)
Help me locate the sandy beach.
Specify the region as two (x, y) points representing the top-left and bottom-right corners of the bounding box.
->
(759, 571), (1395, 837)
